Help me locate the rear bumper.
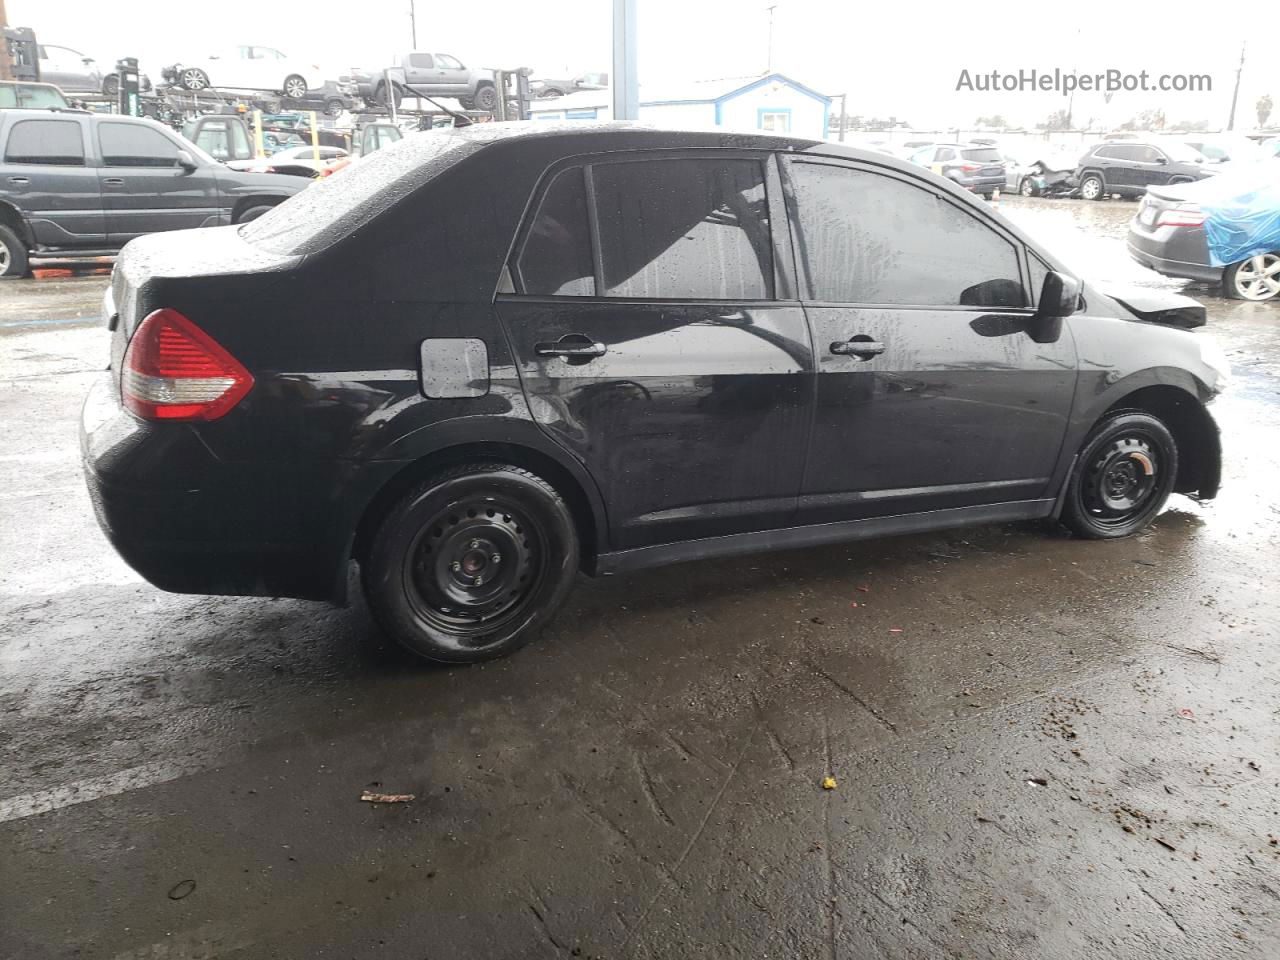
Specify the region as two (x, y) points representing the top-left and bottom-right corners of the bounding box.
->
(80, 374), (346, 602)
(1126, 234), (1221, 283)
(955, 174), (1006, 193)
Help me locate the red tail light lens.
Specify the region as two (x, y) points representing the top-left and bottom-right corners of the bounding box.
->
(1156, 204), (1206, 228)
(122, 308), (254, 421)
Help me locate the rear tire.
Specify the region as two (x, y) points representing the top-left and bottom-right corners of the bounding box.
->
(102, 75), (120, 96)
(324, 98), (345, 118)
(0, 224), (30, 279)
(234, 204), (276, 224)
(1224, 253), (1280, 301)
(1080, 173), (1105, 201)
(1060, 411), (1178, 539)
(376, 82), (403, 108)
(362, 463), (579, 663)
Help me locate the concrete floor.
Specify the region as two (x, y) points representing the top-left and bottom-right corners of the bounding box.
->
(1, 199), (1278, 959)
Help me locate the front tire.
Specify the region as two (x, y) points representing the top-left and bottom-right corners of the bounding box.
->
(102, 75), (119, 96)
(282, 74), (308, 99)
(1080, 173), (1105, 201)
(1019, 176), (1039, 197)
(1224, 253), (1280, 301)
(473, 83), (498, 111)
(234, 203), (276, 224)
(362, 464), (580, 663)
(1060, 411), (1178, 539)
(0, 224), (31, 279)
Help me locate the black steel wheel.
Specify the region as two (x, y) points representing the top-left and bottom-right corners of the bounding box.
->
(363, 464), (579, 662)
(1061, 411), (1178, 539)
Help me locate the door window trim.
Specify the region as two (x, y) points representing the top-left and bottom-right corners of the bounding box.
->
(779, 154), (1033, 312)
(504, 148), (797, 304)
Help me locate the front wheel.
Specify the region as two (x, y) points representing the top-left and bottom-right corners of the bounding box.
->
(282, 74), (309, 99)
(1079, 173), (1105, 201)
(0, 224), (31, 279)
(362, 464), (580, 663)
(1224, 253), (1280, 301)
(234, 203), (276, 224)
(1060, 411), (1178, 539)
(102, 75), (119, 96)
(473, 84), (498, 111)
(1019, 176), (1039, 197)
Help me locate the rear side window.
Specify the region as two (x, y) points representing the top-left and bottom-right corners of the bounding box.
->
(1094, 145), (1120, 159)
(591, 158), (773, 299)
(517, 167), (596, 296)
(408, 53), (434, 68)
(961, 147), (1001, 162)
(935, 147), (956, 161)
(789, 162), (1024, 308)
(99, 122), (181, 167)
(193, 119), (250, 161)
(4, 119), (84, 165)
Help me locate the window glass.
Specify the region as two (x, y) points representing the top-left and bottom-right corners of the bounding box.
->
(1028, 254), (1051, 303)
(935, 147), (956, 161)
(1134, 146), (1161, 163)
(0, 84), (70, 109)
(517, 167), (595, 296)
(591, 158), (773, 299)
(961, 147), (1001, 162)
(408, 53), (434, 69)
(4, 119), (84, 165)
(193, 119), (250, 161)
(790, 162), (1024, 307)
(99, 122), (181, 167)
(1094, 145), (1119, 159)
(759, 111), (790, 133)
(434, 54), (463, 69)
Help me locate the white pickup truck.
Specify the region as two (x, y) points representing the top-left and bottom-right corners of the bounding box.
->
(342, 53), (497, 112)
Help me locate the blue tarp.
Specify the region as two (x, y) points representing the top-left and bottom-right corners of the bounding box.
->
(1181, 168), (1280, 267)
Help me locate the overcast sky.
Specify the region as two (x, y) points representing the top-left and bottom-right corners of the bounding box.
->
(11, 0), (1276, 130)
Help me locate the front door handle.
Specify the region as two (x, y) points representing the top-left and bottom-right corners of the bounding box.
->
(830, 337), (886, 359)
(7, 176), (29, 185)
(534, 334), (607, 362)
(102, 177), (125, 186)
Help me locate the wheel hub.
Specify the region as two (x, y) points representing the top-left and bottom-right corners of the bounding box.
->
(406, 499), (538, 628)
(1084, 436), (1158, 519)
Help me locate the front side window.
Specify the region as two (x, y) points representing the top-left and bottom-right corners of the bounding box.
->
(591, 158), (773, 299)
(4, 119), (84, 165)
(99, 122), (181, 167)
(789, 161), (1024, 308)
(434, 54), (463, 69)
(517, 167), (596, 296)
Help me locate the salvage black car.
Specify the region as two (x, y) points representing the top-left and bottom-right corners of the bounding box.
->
(81, 124), (1227, 663)
(1075, 141), (1214, 201)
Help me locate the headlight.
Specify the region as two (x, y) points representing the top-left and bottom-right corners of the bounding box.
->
(1199, 336), (1232, 394)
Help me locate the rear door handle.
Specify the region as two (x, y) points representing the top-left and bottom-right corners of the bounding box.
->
(102, 178), (126, 186)
(534, 334), (607, 361)
(830, 338), (886, 359)
(7, 176), (29, 184)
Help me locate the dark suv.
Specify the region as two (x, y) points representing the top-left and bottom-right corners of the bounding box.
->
(82, 124), (1226, 663)
(908, 143), (1006, 198)
(0, 110), (304, 277)
(1075, 141), (1214, 200)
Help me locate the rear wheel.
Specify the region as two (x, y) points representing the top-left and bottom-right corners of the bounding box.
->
(1060, 412), (1178, 539)
(362, 464), (579, 663)
(179, 68), (210, 92)
(1224, 253), (1280, 301)
(324, 98), (345, 118)
(234, 203), (276, 224)
(0, 224), (30, 279)
(1080, 173), (1105, 201)
(102, 74), (119, 96)
(376, 82), (403, 108)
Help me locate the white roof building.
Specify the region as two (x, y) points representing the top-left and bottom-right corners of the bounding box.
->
(526, 73), (832, 140)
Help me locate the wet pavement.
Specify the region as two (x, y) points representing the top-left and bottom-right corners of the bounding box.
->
(2, 198), (1278, 959)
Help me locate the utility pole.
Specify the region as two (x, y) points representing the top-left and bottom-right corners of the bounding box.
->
(766, 4), (777, 74)
(835, 92), (847, 141)
(1227, 42), (1245, 131)
(612, 0), (638, 121)
(409, 0), (418, 49)
(0, 0), (12, 82)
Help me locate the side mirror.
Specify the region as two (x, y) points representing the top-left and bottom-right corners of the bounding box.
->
(175, 149), (198, 172)
(1155, 156), (1168, 164)
(1030, 271), (1080, 343)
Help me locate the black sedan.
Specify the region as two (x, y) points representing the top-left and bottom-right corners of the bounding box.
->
(83, 124), (1226, 663)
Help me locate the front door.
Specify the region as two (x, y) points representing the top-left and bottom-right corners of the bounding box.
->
(497, 152), (813, 550)
(783, 157), (1077, 523)
(431, 54), (470, 94)
(95, 120), (221, 243)
(1, 116), (105, 248)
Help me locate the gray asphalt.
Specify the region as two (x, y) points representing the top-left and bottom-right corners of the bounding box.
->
(1, 198), (1277, 959)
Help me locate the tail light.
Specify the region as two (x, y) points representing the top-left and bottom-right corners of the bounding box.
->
(1156, 204), (1206, 228)
(961, 163), (980, 172)
(122, 308), (254, 421)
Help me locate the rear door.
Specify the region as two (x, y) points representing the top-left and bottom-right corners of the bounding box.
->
(403, 52), (435, 87)
(783, 157), (1077, 522)
(1, 116), (105, 248)
(497, 151), (813, 550)
(95, 119), (221, 242)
